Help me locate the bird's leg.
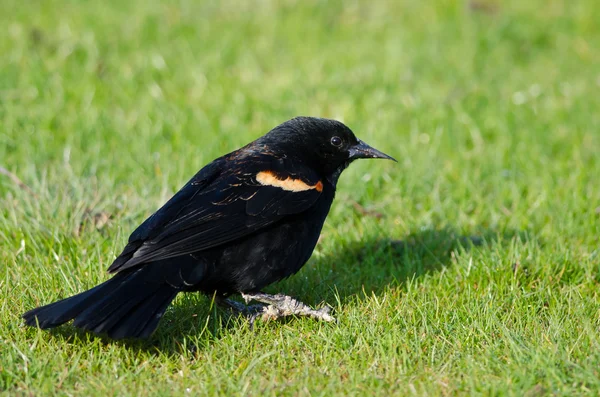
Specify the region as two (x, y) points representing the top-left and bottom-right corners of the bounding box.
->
(215, 296), (271, 329)
(216, 296), (246, 312)
(215, 296), (265, 316)
(240, 292), (335, 323)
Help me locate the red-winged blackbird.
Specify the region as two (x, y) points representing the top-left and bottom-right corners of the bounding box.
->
(23, 117), (395, 339)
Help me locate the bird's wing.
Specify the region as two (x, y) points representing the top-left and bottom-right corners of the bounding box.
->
(108, 155), (324, 273)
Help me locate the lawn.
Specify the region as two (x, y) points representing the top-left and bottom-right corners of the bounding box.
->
(1, 0), (600, 395)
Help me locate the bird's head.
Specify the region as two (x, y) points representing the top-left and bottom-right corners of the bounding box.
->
(259, 117), (396, 184)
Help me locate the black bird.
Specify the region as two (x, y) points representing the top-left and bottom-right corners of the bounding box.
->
(23, 117), (395, 339)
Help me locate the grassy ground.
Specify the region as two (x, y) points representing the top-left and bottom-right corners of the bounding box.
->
(1, 0), (600, 395)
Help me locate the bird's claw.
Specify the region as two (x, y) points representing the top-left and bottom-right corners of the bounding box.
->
(240, 292), (336, 324)
(218, 294), (336, 327)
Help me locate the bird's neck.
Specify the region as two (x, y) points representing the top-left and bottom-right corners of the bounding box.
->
(326, 160), (352, 187)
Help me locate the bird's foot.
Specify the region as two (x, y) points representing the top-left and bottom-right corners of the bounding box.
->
(240, 292), (335, 324)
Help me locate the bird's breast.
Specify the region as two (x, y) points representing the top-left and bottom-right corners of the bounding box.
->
(197, 188), (335, 294)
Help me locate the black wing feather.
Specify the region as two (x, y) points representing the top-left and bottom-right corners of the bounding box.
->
(108, 154), (323, 273)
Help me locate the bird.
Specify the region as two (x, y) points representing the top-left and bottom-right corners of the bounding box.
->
(23, 116), (395, 339)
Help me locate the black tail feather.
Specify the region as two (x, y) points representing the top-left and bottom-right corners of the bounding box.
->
(72, 272), (160, 332)
(22, 274), (132, 329)
(109, 287), (178, 339)
(22, 268), (179, 339)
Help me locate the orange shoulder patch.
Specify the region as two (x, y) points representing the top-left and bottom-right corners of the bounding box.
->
(256, 171), (323, 193)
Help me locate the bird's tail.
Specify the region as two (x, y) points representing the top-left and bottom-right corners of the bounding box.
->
(22, 266), (179, 339)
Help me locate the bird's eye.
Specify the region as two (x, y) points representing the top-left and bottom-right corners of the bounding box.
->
(330, 136), (342, 147)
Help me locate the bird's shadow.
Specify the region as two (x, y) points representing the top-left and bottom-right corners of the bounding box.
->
(282, 225), (528, 307)
(48, 225), (527, 355)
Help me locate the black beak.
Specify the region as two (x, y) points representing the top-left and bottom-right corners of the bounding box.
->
(349, 140), (397, 162)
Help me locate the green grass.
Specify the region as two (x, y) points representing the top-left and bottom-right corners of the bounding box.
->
(2, 0), (600, 395)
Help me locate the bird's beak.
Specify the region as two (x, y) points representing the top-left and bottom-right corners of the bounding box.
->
(349, 140), (397, 162)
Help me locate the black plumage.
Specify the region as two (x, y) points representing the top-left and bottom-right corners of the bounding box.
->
(23, 116), (395, 339)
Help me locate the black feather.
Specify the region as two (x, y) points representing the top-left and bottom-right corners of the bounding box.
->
(23, 267), (179, 339)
